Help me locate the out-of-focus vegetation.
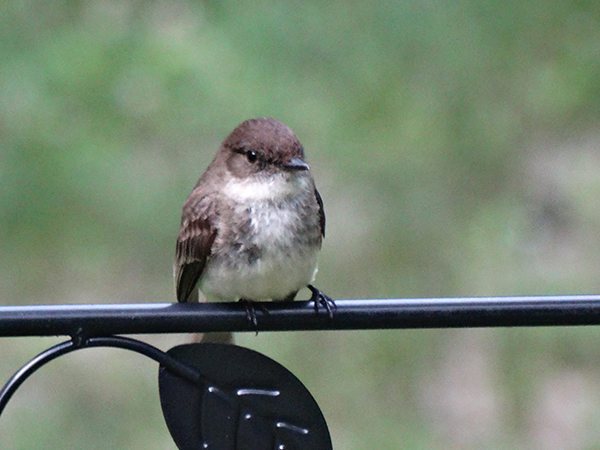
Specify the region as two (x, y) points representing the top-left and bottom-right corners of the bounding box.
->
(2, 1), (600, 449)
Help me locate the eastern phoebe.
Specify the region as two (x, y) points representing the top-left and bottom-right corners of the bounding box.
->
(175, 118), (332, 342)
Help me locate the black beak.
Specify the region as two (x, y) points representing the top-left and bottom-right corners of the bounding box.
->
(284, 158), (310, 171)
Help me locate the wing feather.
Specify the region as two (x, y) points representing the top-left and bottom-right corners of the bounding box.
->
(315, 188), (325, 238)
(174, 193), (218, 302)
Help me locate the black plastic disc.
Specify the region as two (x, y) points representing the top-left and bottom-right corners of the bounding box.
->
(159, 343), (332, 450)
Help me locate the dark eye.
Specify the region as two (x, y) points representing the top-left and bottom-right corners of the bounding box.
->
(246, 150), (257, 163)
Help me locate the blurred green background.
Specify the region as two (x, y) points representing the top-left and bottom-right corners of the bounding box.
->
(2, 1), (600, 449)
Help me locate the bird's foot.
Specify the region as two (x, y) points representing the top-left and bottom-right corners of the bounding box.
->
(307, 285), (336, 319)
(238, 299), (269, 334)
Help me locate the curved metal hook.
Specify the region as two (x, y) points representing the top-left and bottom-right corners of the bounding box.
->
(0, 335), (201, 418)
(0, 340), (75, 416)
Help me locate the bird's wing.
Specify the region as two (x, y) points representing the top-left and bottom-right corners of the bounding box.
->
(174, 193), (218, 303)
(315, 188), (326, 238)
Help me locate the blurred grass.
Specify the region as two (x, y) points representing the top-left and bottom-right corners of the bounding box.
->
(2, 1), (600, 449)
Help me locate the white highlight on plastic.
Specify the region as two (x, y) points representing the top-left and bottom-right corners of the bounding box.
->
(237, 388), (280, 396)
(276, 422), (309, 434)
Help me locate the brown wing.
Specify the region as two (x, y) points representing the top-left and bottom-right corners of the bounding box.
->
(174, 193), (218, 303)
(315, 188), (325, 238)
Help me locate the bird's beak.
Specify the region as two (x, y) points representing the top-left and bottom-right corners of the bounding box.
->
(284, 158), (310, 171)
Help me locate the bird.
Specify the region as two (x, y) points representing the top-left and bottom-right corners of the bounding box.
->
(174, 117), (332, 343)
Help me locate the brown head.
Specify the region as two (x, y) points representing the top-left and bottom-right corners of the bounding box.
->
(218, 118), (309, 179)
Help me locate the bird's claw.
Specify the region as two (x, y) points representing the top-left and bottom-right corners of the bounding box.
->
(307, 285), (336, 319)
(239, 299), (269, 335)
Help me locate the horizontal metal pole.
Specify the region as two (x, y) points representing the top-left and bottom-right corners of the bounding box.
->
(1, 295), (600, 337)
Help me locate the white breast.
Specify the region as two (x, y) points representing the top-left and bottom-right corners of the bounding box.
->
(201, 174), (320, 301)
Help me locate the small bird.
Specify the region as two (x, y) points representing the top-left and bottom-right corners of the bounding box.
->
(175, 118), (332, 343)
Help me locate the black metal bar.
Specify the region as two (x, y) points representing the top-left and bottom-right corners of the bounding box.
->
(84, 336), (202, 383)
(1, 295), (600, 337)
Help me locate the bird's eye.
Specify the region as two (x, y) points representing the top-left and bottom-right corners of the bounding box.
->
(246, 150), (257, 163)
